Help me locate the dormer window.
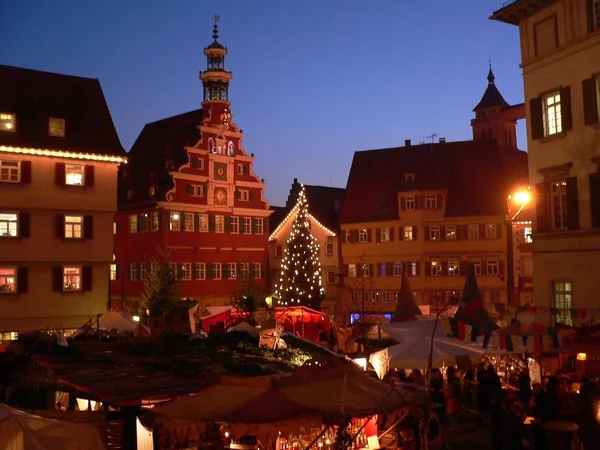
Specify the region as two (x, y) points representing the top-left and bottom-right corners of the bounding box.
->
(405, 173), (415, 184)
(49, 117), (66, 137)
(0, 113), (15, 132)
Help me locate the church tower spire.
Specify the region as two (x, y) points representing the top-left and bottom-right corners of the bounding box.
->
(200, 15), (232, 104)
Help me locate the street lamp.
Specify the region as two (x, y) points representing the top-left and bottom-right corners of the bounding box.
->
(506, 188), (532, 305)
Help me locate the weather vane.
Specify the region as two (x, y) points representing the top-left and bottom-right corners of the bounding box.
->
(214, 15), (220, 25)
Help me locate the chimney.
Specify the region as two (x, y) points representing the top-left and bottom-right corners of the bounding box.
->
(439, 137), (446, 144)
(405, 139), (411, 147)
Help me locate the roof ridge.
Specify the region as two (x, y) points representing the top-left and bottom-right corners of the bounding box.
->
(355, 139), (477, 154)
(0, 64), (98, 82)
(144, 109), (203, 126)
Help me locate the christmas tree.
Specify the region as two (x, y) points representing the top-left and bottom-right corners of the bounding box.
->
(275, 185), (325, 310)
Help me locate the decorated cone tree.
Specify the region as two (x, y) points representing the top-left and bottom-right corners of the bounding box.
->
(275, 185), (325, 310)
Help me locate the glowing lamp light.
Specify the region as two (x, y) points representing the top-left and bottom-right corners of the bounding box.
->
(512, 191), (531, 205)
(577, 352), (587, 361)
(132, 315), (140, 322)
(353, 357), (367, 371)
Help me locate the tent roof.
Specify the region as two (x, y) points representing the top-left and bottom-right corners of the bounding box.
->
(390, 272), (422, 322)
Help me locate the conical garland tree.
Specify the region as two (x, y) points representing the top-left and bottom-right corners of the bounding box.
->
(275, 185), (325, 310)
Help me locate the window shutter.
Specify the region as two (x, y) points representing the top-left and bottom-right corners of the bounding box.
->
(499, 260), (505, 277)
(400, 196), (406, 211)
(206, 263), (213, 279)
(115, 264), (120, 280)
(342, 264), (349, 276)
(479, 224), (486, 238)
(589, 173), (600, 228)
(368, 264), (373, 277)
(442, 261), (448, 276)
(436, 194), (443, 210)
(376, 262), (382, 276)
(208, 215), (216, 232)
(250, 191), (255, 201)
(155, 212), (161, 231)
(587, 0), (595, 32)
(17, 267), (28, 293)
(127, 264), (133, 280)
(413, 226), (418, 240)
(224, 216), (231, 233)
(414, 261), (420, 276)
(235, 190), (241, 200)
(82, 265), (93, 291)
(529, 97), (544, 140)
(192, 264), (199, 279)
(583, 78), (599, 126)
(456, 226), (463, 240)
(414, 195), (421, 210)
(84, 165), (95, 187)
(389, 227), (395, 241)
(116, 221), (120, 233)
(251, 218), (256, 234)
(375, 228), (381, 242)
(425, 261), (431, 276)
(425, 226), (430, 240)
(560, 86), (572, 131)
(186, 185), (194, 195)
(55, 162), (66, 185)
(20, 161), (32, 184)
(83, 215), (94, 239)
(352, 229), (359, 243)
(55, 214), (65, 239)
(399, 226), (404, 240)
(534, 182), (551, 233)
(440, 225), (446, 239)
(194, 213), (200, 231)
(52, 266), (63, 292)
(18, 212), (30, 238)
(566, 176), (580, 230)
(366, 229), (372, 242)
(223, 265), (229, 280)
(236, 263), (242, 278)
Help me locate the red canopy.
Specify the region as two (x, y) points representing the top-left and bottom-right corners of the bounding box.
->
(275, 307), (330, 343)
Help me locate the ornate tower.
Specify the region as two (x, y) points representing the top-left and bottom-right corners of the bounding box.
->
(471, 64), (524, 148)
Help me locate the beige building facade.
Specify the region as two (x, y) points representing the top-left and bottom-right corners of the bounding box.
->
(492, 0), (600, 321)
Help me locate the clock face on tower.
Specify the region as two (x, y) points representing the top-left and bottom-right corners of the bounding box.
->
(214, 162), (227, 181)
(214, 187), (227, 206)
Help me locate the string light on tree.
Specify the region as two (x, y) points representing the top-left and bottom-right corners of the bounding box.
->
(275, 185), (325, 310)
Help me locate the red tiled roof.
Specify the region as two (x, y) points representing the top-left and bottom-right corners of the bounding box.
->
(118, 109), (203, 207)
(339, 140), (528, 224)
(0, 65), (125, 157)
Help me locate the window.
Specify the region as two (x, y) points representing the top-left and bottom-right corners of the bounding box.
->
(551, 181), (568, 230)
(196, 263), (206, 280)
(139, 214), (148, 232)
(522, 257), (533, 276)
(110, 264), (117, 281)
(405, 196), (415, 211)
(197, 185), (205, 197)
(49, 117), (66, 137)
(212, 263), (222, 280)
(198, 214), (208, 232)
(63, 267), (81, 291)
(252, 263), (262, 279)
(358, 229), (368, 243)
(524, 226), (533, 243)
(405, 173), (415, 183)
(242, 217), (251, 234)
(345, 230), (351, 243)
(237, 164), (243, 175)
(468, 224), (479, 239)
(429, 226), (440, 240)
(240, 190), (250, 201)
(184, 213), (194, 232)
(128, 215), (138, 233)
(0, 160), (20, 182)
(169, 212), (180, 231)
(0, 332), (18, 341)
(151, 213), (160, 231)
(230, 217), (239, 233)
(215, 215), (224, 233)
(328, 271), (336, 284)
(65, 164), (84, 186)
(552, 281), (573, 326)
(0, 268), (16, 293)
(471, 260), (482, 276)
(227, 263), (237, 279)
(255, 218), (264, 235)
(403, 226), (414, 241)
(425, 194), (437, 209)
(362, 264), (371, 277)
(65, 215), (82, 239)
(240, 263), (250, 276)
(382, 292), (390, 303)
(0, 213), (17, 237)
(348, 264), (357, 278)
(445, 225), (456, 240)
(380, 227), (390, 242)
(325, 242), (334, 255)
(431, 260), (442, 276)
(485, 223), (497, 239)
(129, 264), (139, 281)
(181, 263), (192, 280)
(0, 113), (15, 131)
(486, 259), (499, 275)
(393, 262), (403, 276)
(543, 91), (562, 136)
(448, 260), (459, 276)
(410, 261), (417, 276)
(113, 222), (118, 235)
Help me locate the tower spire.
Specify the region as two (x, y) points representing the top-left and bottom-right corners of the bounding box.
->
(487, 61), (495, 85)
(213, 15), (220, 42)
(200, 16), (231, 104)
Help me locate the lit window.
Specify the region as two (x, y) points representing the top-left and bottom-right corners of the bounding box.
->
(139, 214), (148, 232)
(169, 212), (180, 231)
(0, 332), (18, 341)
(471, 260), (482, 276)
(393, 262), (403, 276)
(255, 219), (264, 235)
(486, 259), (499, 275)
(184, 213), (194, 232)
(227, 263), (237, 279)
(49, 117), (66, 137)
(252, 263), (262, 279)
(196, 263), (206, 280)
(425, 195), (437, 209)
(198, 214), (208, 232)
(129, 264), (139, 281)
(445, 225), (456, 240)
(0, 213), (17, 237)
(212, 263), (222, 280)
(240, 263), (250, 276)
(242, 217), (251, 234)
(429, 226), (440, 240)
(65, 164), (84, 186)
(0, 160), (20, 183)
(524, 226), (533, 243)
(181, 263), (192, 280)
(448, 260), (460, 276)
(128, 215), (138, 233)
(431, 260), (442, 276)
(485, 223), (497, 239)
(403, 226), (414, 241)
(65, 216), (82, 239)
(468, 224), (479, 239)
(410, 261), (417, 276)
(551, 181), (568, 230)
(63, 267), (81, 291)
(358, 229), (368, 243)
(230, 217), (239, 233)
(0, 268), (16, 293)
(151, 213), (160, 231)
(380, 227), (390, 242)
(362, 264), (371, 277)
(215, 215), (224, 233)
(405, 196), (415, 210)
(0, 113), (15, 132)
(552, 281), (572, 326)
(110, 264), (117, 281)
(328, 271), (336, 284)
(348, 264), (357, 278)
(325, 242), (333, 255)
(543, 91), (562, 136)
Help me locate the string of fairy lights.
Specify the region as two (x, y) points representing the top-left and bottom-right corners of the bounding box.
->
(274, 185), (325, 307)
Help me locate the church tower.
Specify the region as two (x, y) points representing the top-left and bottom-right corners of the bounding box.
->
(471, 65), (525, 148)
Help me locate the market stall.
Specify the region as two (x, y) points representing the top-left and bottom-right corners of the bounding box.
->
(275, 307), (330, 343)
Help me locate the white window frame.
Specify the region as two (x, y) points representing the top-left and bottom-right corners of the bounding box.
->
(63, 266), (82, 291)
(471, 260), (482, 276)
(170, 212), (180, 231)
(212, 263), (222, 280)
(129, 215), (138, 233)
(485, 223), (497, 239)
(543, 91), (562, 136)
(49, 117), (66, 137)
(198, 214), (208, 232)
(345, 230), (351, 243)
(382, 291), (390, 303)
(255, 219), (264, 235)
(348, 264), (357, 278)
(0, 113), (16, 132)
(431, 260), (442, 276)
(65, 164), (84, 186)
(110, 264), (117, 281)
(0, 332), (19, 341)
(230, 217), (239, 234)
(196, 262), (206, 280)
(362, 264), (371, 277)
(524, 226), (533, 243)
(358, 229), (368, 243)
(425, 194), (437, 209)
(181, 263), (192, 280)
(325, 241), (334, 255)
(228, 262), (237, 279)
(486, 259), (499, 275)
(552, 281), (573, 326)
(242, 217), (251, 234)
(327, 271), (336, 284)
(393, 262), (403, 276)
(429, 225), (440, 240)
(380, 227), (390, 242)
(0, 267), (17, 294)
(184, 213), (194, 232)
(403, 225), (413, 241)
(252, 263), (262, 279)
(65, 215), (83, 239)
(405, 196), (415, 211)
(215, 215), (224, 233)
(240, 190), (250, 201)
(0, 160), (20, 183)
(445, 225), (456, 240)
(240, 262), (250, 276)
(551, 181), (568, 230)
(448, 259), (460, 276)
(468, 224), (479, 240)
(0, 213), (18, 237)
(130, 264), (139, 281)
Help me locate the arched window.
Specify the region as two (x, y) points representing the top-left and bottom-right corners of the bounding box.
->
(208, 138), (215, 153)
(227, 141), (235, 156)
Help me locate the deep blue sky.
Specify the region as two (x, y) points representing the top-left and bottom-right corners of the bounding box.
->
(3, 0), (525, 206)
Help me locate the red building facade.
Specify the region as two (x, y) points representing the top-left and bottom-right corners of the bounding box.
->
(111, 22), (271, 310)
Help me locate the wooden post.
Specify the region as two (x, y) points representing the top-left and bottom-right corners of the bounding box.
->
(122, 406), (139, 450)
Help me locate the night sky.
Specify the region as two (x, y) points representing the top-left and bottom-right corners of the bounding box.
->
(3, 0), (525, 206)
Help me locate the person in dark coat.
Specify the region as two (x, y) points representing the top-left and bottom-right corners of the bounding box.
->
(518, 371), (532, 408)
(490, 393), (504, 450)
(501, 403), (527, 450)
